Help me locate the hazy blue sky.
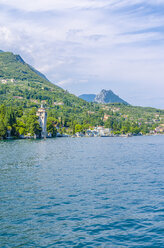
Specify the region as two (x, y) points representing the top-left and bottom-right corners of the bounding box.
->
(0, 0), (164, 108)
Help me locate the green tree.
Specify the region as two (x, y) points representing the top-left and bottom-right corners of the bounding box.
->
(47, 117), (57, 137)
(75, 124), (83, 133)
(16, 119), (26, 135)
(0, 119), (7, 138)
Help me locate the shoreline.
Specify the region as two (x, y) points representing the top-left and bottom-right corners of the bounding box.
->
(0, 133), (163, 141)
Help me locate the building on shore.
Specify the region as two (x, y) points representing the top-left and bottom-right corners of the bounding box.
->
(155, 124), (164, 133)
(85, 127), (112, 137)
(94, 126), (112, 136)
(36, 105), (47, 138)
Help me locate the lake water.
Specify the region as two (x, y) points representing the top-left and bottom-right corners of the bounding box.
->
(0, 136), (164, 247)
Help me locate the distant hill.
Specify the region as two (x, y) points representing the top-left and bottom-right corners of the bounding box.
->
(79, 89), (129, 105)
(79, 94), (96, 102)
(94, 89), (129, 105)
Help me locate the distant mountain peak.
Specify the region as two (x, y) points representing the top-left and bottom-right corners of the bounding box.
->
(94, 89), (129, 105)
(79, 89), (129, 105)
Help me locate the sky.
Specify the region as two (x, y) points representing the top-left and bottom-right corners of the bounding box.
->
(0, 0), (164, 108)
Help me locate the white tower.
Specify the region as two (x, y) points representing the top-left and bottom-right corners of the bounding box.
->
(36, 105), (47, 138)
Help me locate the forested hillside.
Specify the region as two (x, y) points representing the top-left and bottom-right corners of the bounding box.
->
(0, 51), (164, 139)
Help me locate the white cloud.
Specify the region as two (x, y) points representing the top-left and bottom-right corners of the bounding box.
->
(0, 0), (110, 11)
(1, 0), (164, 11)
(58, 78), (74, 86)
(0, 26), (18, 44)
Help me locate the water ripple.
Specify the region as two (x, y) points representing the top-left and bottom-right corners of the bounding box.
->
(0, 136), (164, 247)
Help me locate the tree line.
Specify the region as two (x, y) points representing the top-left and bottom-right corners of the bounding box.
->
(0, 103), (162, 139)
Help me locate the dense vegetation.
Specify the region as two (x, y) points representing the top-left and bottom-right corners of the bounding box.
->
(0, 105), (59, 139)
(103, 104), (164, 134)
(0, 51), (164, 139)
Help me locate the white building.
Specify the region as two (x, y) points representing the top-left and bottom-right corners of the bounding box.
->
(36, 105), (47, 138)
(94, 127), (112, 136)
(85, 127), (112, 137)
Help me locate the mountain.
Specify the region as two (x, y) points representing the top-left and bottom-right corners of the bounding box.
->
(94, 89), (129, 105)
(79, 94), (96, 102)
(0, 51), (163, 137)
(0, 52), (52, 84)
(0, 51), (90, 110)
(79, 89), (129, 105)
(28, 65), (50, 82)
(2, 51), (124, 131)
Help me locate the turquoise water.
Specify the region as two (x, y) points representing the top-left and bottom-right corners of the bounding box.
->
(0, 136), (164, 247)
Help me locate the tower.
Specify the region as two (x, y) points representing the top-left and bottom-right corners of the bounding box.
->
(36, 104), (47, 138)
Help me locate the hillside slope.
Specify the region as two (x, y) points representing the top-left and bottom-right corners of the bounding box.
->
(0, 52), (55, 85)
(0, 51), (106, 127)
(0, 51), (88, 107)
